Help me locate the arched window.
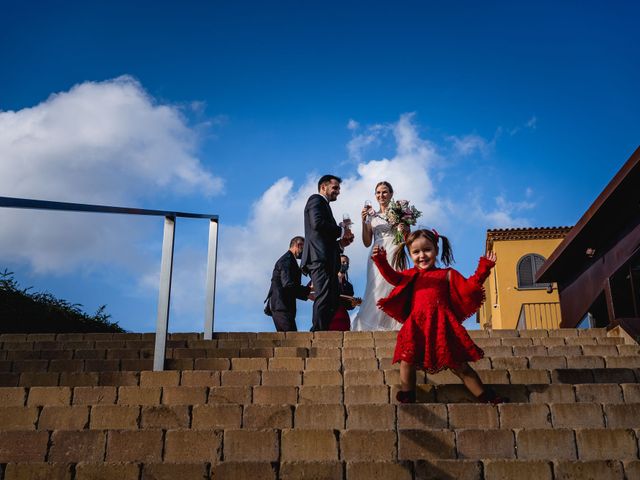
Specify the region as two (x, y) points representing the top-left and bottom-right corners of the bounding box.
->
(517, 254), (548, 289)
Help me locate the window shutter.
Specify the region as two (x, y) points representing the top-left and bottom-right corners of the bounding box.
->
(518, 255), (534, 287)
(533, 255), (545, 274)
(517, 254), (547, 289)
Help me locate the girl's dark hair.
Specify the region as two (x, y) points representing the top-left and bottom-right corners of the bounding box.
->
(392, 228), (455, 271)
(375, 181), (394, 195)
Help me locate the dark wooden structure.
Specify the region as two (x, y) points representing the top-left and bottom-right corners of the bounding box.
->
(537, 146), (640, 334)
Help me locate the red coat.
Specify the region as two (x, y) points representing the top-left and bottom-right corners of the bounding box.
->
(373, 254), (494, 324)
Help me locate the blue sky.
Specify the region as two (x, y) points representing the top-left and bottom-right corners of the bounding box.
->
(1, 1), (638, 332)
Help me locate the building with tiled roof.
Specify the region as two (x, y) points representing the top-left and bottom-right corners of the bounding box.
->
(478, 226), (572, 330)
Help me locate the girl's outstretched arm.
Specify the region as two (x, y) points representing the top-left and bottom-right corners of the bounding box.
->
(469, 251), (496, 285)
(484, 250), (497, 264)
(448, 251), (496, 321)
(372, 245), (405, 286)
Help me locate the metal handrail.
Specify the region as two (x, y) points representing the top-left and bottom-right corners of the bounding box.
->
(0, 196), (218, 220)
(0, 196), (220, 371)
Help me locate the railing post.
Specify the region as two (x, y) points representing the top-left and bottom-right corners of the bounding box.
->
(154, 216), (176, 371)
(203, 219), (219, 340)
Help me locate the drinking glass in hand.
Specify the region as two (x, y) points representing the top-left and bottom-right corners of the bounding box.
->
(364, 200), (374, 223)
(342, 213), (352, 229)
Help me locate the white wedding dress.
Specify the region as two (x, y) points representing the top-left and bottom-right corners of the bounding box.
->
(352, 214), (402, 331)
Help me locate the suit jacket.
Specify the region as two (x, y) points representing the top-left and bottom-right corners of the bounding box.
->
(338, 277), (356, 310)
(300, 193), (342, 274)
(268, 251), (311, 314)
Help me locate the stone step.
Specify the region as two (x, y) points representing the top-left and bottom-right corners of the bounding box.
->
(0, 460), (637, 480)
(0, 328), (630, 351)
(2, 402), (640, 430)
(2, 383), (640, 406)
(1, 353), (639, 377)
(0, 336), (633, 356)
(0, 428), (638, 464)
(1, 365), (639, 388)
(0, 328), (636, 479)
(2, 346), (637, 369)
(0, 334), (628, 349)
(0, 328), (613, 342)
(2, 367), (638, 390)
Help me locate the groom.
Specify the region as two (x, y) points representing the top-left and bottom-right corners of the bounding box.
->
(301, 174), (354, 331)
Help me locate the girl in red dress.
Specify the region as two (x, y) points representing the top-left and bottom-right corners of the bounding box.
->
(372, 228), (506, 404)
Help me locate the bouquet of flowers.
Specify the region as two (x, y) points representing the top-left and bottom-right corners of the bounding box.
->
(385, 199), (422, 244)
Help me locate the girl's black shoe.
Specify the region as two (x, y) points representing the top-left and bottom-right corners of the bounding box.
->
(396, 390), (416, 404)
(477, 388), (508, 404)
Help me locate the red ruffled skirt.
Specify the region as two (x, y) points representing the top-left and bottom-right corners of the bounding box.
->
(393, 306), (484, 373)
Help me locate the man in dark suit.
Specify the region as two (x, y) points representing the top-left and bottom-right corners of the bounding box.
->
(301, 174), (354, 331)
(266, 236), (311, 332)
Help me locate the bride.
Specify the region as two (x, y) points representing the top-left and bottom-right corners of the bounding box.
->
(352, 181), (402, 331)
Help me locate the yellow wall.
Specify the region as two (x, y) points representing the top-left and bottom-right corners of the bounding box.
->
(479, 237), (564, 330)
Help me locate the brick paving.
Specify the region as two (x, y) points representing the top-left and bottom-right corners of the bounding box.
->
(0, 328), (638, 479)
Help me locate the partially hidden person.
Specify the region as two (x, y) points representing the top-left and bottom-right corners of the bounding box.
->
(328, 254), (361, 331)
(265, 236), (312, 332)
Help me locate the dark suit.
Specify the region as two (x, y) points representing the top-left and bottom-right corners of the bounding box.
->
(300, 193), (342, 331)
(339, 277), (355, 305)
(267, 250), (311, 332)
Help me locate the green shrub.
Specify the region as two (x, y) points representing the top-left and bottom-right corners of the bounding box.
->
(0, 270), (125, 333)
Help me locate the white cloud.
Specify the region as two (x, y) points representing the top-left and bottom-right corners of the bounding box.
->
(475, 195), (536, 228)
(346, 122), (385, 162)
(0, 82), (539, 332)
(0, 76), (223, 274)
(212, 112), (537, 330)
(347, 119), (359, 130)
(526, 116), (537, 129)
(216, 113), (447, 325)
(448, 133), (494, 157)
(508, 115), (538, 136)
(164, 111), (537, 331)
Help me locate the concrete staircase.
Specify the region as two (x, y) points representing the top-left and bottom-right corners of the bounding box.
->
(0, 328), (639, 479)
